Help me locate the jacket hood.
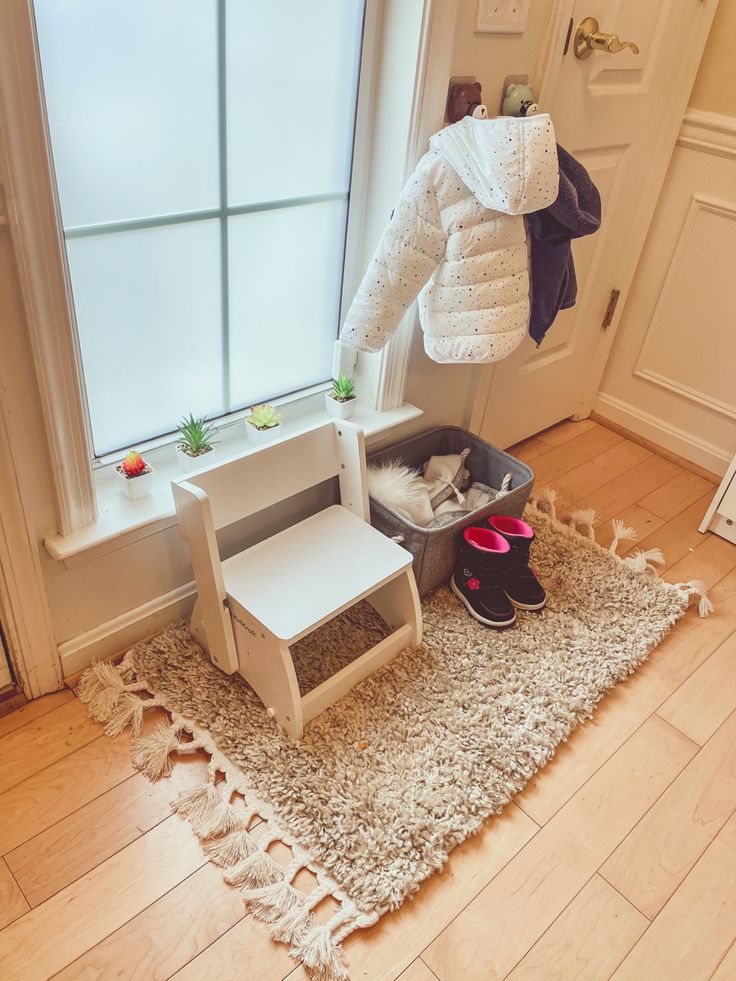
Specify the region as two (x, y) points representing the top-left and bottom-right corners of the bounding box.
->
(429, 113), (558, 215)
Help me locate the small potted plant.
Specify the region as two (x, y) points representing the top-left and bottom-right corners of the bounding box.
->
(245, 403), (282, 445)
(115, 450), (155, 499)
(176, 412), (218, 471)
(325, 374), (357, 420)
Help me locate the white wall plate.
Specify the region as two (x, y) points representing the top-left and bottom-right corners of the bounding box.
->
(476, 0), (530, 35)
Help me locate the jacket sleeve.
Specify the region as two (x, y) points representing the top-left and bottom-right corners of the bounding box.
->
(340, 159), (446, 353)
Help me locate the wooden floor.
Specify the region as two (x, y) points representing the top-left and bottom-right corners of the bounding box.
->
(1, 418), (735, 981)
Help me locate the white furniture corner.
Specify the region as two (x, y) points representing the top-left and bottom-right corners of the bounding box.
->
(699, 453), (736, 545)
(172, 420), (421, 740)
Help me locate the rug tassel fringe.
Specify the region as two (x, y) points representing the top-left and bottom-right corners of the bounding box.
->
(609, 519), (637, 555)
(103, 691), (148, 737)
(531, 487), (557, 520)
(291, 924), (349, 981)
(131, 721), (184, 780)
(567, 508), (598, 541)
(225, 849), (282, 889)
(77, 657), (149, 726)
(623, 548), (665, 575)
(203, 828), (257, 867)
(242, 879), (302, 924)
(193, 789), (244, 839)
(674, 578), (714, 618)
(271, 903), (315, 945)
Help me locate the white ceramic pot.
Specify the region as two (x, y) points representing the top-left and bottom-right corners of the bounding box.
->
(175, 444), (214, 472)
(245, 420), (282, 446)
(324, 393), (357, 419)
(115, 463), (155, 499)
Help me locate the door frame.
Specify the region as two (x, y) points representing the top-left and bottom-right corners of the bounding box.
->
(0, 395), (62, 699)
(470, 0), (719, 437)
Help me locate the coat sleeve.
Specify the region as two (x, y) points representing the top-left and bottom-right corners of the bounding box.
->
(340, 159), (446, 353)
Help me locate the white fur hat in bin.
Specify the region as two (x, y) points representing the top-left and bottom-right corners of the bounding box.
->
(366, 426), (533, 597)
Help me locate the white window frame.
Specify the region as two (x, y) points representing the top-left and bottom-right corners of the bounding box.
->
(0, 0), (457, 545)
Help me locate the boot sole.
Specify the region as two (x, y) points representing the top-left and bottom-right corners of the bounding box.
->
(506, 595), (547, 612)
(450, 577), (517, 628)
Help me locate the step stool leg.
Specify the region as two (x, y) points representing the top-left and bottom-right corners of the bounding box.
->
(367, 569), (422, 647)
(229, 603), (304, 740)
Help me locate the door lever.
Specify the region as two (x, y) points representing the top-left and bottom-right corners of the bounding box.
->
(574, 17), (640, 60)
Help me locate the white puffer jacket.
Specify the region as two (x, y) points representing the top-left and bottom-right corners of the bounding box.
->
(341, 114), (559, 363)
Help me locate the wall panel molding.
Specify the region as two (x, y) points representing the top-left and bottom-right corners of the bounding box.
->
(678, 108), (736, 160)
(634, 194), (736, 419)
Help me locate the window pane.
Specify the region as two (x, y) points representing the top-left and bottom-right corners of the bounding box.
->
(34, 0), (219, 228)
(67, 221), (223, 455)
(228, 200), (347, 407)
(226, 0), (364, 204)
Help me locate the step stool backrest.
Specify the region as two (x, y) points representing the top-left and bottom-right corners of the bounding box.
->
(173, 419), (369, 532)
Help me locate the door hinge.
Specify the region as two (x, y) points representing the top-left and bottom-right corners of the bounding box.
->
(601, 288), (621, 328)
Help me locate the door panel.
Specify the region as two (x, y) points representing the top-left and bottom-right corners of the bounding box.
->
(477, 0), (717, 448)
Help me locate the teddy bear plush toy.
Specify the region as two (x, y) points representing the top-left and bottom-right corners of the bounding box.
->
(502, 83), (539, 117)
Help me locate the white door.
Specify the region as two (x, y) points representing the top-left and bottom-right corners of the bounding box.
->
(475, 0), (718, 448)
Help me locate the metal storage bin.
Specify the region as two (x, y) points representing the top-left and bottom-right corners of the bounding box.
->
(368, 426), (534, 597)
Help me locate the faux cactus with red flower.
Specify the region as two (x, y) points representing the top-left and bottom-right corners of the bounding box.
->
(120, 450), (149, 478)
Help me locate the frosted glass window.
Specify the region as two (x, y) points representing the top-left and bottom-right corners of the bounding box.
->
(34, 1), (219, 228)
(33, 1), (365, 456)
(227, 0), (365, 204)
(67, 222), (223, 455)
(228, 200), (348, 407)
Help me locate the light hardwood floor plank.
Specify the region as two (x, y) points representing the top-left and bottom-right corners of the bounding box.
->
(601, 709), (736, 919)
(711, 941), (736, 980)
(53, 861), (246, 981)
(400, 959), (440, 981)
(658, 633), (736, 746)
(571, 454), (681, 523)
(551, 440), (653, 505)
(0, 816), (205, 981)
(664, 533), (736, 590)
(639, 468), (716, 520)
(612, 813), (736, 981)
(0, 697), (102, 795)
(507, 436), (553, 464)
(506, 874), (648, 981)
(635, 492), (716, 572)
(536, 418), (599, 447)
(169, 908), (296, 981)
(0, 858), (28, 930)
(422, 717), (697, 981)
(6, 755), (208, 907)
(590, 504), (665, 552)
(0, 689), (74, 739)
(530, 426), (624, 489)
(0, 709), (168, 856)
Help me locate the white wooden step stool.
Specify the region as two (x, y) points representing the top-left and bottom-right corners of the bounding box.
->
(172, 420), (421, 740)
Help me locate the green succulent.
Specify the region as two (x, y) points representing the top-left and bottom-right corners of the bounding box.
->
(177, 413), (218, 457)
(330, 375), (356, 402)
(247, 403), (281, 430)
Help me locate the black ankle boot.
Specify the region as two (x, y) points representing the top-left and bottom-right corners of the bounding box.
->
(487, 515), (546, 611)
(450, 527), (516, 628)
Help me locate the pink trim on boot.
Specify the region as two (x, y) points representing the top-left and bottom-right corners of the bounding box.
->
(464, 527), (510, 553)
(489, 516), (533, 539)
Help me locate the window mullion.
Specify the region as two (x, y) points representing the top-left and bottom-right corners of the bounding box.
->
(217, 0), (230, 413)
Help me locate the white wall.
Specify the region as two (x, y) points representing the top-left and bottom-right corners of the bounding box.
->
(596, 3), (736, 477)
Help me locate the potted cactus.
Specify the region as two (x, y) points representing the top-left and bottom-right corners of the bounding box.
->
(115, 450), (155, 499)
(176, 412), (218, 471)
(245, 402), (282, 445)
(325, 375), (357, 420)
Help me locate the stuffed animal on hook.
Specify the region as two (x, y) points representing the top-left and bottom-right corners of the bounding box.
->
(502, 83), (539, 117)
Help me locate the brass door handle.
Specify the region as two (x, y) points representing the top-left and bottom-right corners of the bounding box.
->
(574, 16), (640, 60)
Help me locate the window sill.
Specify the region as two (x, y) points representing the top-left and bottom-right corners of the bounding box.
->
(44, 400), (423, 567)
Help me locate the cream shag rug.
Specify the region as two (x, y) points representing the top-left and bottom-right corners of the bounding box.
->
(78, 494), (711, 981)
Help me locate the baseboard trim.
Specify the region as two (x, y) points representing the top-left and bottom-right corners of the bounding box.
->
(593, 394), (730, 479)
(59, 581), (196, 678)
